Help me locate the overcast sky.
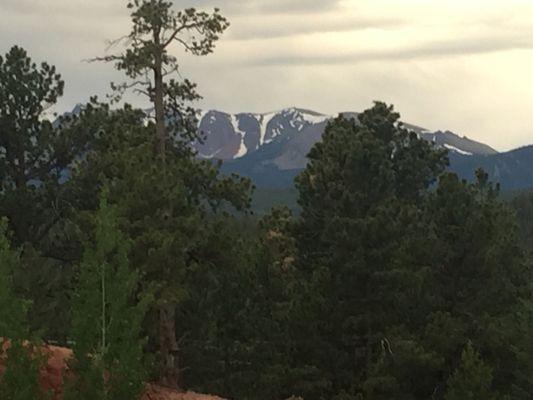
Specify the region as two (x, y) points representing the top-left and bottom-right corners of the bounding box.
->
(2, 0), (533, 151)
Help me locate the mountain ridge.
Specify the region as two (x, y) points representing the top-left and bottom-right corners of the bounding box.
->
(195, 107), (498, 163)
(195, 107), (533, 192)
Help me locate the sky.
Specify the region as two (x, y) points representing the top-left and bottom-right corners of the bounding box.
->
(2, 0), (533, 151)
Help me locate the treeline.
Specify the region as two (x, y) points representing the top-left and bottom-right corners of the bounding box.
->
(1, 1), (533, 400)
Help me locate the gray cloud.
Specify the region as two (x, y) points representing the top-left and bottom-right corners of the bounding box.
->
(227, 15), (404, 41)
(175, 0), (342, 14)
(247, 34), (533, 66)
(2, 0), (533, 151)
(0, 0), (124, 18)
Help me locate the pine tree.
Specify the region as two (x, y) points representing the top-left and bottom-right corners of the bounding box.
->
(0, 45), (88, 343)
(444, 342), (497, 400)
(91, 1), (231, 388)
(94, 0), (229, 156)
(293, 102), (448, 399)
(0, 45), (68, 246)
(0, 219), (46, 400)
(65, 189), (150, 400)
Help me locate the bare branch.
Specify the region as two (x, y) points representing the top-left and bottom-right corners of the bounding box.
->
(162, 23), (202, 49)
(105, 35), (130, 52)
(86, 55), (123, 64)
(133, 88), (151, 97)
(123, 79), (152, 89)
(174, 38), (197, 54)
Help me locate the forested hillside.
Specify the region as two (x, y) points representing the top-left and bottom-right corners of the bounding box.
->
(1, 1), (533, 400)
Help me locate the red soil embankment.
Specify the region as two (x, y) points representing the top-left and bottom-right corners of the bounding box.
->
(1, 341), (223, 400)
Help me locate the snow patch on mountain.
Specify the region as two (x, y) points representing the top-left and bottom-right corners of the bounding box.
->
(301, 111), (330, 125)
(256, 112), (276, 145)
(231, 114), (248, 158)
(198, 110), (209, 124)
(444, 143), (473, 156)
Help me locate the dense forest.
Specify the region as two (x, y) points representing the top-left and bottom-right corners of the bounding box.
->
(1, 1), (533, 399)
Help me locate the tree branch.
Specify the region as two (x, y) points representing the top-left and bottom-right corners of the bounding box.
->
(163, 23), (202, 49)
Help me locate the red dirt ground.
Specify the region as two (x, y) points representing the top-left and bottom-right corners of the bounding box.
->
(1, 341), (224, 400)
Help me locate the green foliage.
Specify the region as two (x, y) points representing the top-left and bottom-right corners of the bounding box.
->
(1, 340), (48, 400)
(2, 38), (532, 400)
(0, 45), (68, 245)
(444, 342), (497, 400)
(510, 189), (533, 252)
(97, 0), (229, 148)
(179, 210), (299, 400)
(0, 45), (87, 343)
(65, 190), (150, 400)
(0, 220), (47, 400)
(292, 103), (448, 399)
(288, 102), (530, 400)
(0, 220), (28, 339)
(90, 2), (237, 386)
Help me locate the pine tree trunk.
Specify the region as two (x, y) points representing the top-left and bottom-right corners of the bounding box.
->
(153, 51), (166, 159)
(152, 27), (181, 391)
(158, 305), (181, 389)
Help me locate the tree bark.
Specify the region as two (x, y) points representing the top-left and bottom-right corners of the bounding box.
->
(153, 29), (181, 390)
(158, 305), (181, 389)
(153, 51), (166, 159)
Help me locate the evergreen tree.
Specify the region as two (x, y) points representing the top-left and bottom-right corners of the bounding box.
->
(84, 0), (249, 387)
(91, 1), (232, 388)
(65, 190), (150, 400)
(180, 210), (298, 400)
(293, 103), (448, 399)
(0, 219), (46, 400)
(94, 0), (229, 156)
(0, 45), (88, 343)
(444, 342), (497, 400)
(424, 171), (528, 396)
(510, 190), (533, 252)
(0, 45), (68, 246)
(291, 102), (530, 399)
(66, 100), (251, 392)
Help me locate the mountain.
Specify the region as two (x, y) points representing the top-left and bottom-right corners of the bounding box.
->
(194, 108), (533, 190)
(195, 108), (497, 163)
(449, 146), (533, 190)
(195, 108), (330, 160)
(61, 105), (533, 192)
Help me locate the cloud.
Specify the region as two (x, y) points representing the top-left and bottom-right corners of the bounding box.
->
(0, 0), (124, 18)
(227, 15), (404, 41)
(246, 34), (533, 66)
(2, 0), (533, 151)
(174, 0), (342, 14)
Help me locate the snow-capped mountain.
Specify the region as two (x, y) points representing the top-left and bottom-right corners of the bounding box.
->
(195, 108), (497, 162)
(195, 107), (531, 189)
(195, 108), (331, 160)
(195, 107), (498, 164)
(61, 104), (533, 191)
(197, 107), (533, 190)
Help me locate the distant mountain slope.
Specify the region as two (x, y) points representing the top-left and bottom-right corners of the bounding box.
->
(223, 145), (533, 191)
(203, 108), (533, 190)
(196, 107), (497, 162)
(422, 131), (498, 156)
(449, 146), (533, 190)
(210, 107), (512, 189)
(61, 105), (532, 192)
